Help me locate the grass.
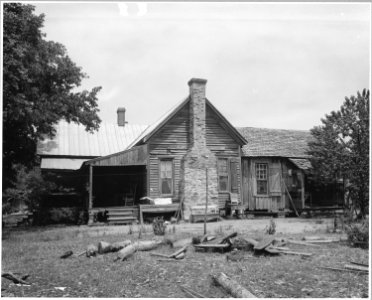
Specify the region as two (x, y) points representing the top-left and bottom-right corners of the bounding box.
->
(1, 221), (369, 298)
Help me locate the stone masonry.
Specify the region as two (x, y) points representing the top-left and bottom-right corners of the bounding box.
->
(181, 78), (219, 220)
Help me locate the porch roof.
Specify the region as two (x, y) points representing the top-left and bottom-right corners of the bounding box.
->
(40, 157), (90, 170)
(289, 158), (312, 170)
(83, 144), (148, 167)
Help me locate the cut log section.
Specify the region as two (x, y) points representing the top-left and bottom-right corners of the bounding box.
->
(211, 272), (256, 298)
(117, 244), (137, 261)
(98, 241), (112, 254)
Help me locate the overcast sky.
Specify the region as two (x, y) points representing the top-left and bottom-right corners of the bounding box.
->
(33, 2), (371, 130)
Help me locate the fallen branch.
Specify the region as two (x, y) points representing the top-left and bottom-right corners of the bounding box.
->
(179, 285), (206, 298)
(320, 266), (368, 274)
(253, 237), (275, 251)
(274, 250), (312, 257)
(349, 261), (369, 267)
(211, 272), (256, 298)
(60, 250), (73, 259)
(194, 243), (230, 249)
(344, 264), (369, 272)
(170, 245), (188, 258)
(2, 272), (29, 285)
(286, 239), (322, 247)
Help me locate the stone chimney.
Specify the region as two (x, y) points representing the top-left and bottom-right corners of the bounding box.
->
(188, 78), (207, 148)
(117, 107), (127, 126)
(181, 78), (219, 221)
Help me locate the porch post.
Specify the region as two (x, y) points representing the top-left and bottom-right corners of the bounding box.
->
(299, 172), (305, 209)
(88, 165), (94, 225)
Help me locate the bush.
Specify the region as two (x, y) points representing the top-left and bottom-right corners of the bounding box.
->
(2, 164), (55, 215)
(36, 207), (83, 225)
(346, 220), (369, 249)
(152, 217), (166, 236)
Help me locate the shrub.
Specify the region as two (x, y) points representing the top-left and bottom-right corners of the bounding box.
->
(346, 220), (369, 249)
(152, 217), (166, 236)
(2, 164), (55, 215)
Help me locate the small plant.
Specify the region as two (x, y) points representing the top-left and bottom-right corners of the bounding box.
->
(152, 217), (166, 236)
(265, 218), (276, 235)
(345, 220), (369, 249)
(128, 224), (133, 235)
(214, 225), (224, 236)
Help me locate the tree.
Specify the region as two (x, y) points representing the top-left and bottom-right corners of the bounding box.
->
(308, 89), (369, 217)
(3, 3), (101, 187)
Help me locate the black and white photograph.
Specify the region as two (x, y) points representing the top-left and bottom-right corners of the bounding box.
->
(1, 1), (370, 298)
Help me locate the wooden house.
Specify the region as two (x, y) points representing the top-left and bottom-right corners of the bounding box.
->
(237, 127), (344, 215)
(37, 78), (343, 224)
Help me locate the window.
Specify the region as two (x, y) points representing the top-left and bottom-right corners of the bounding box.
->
(256, 163), (268, 195)
(159, 159), (173, 195)
(218, 159), (229, 192)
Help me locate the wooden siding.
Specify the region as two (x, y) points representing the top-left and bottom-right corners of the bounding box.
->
(147, 103), (190, 203)
(206, 105), (241, 207)
(242, 157), (287, 212)
(206, 105), (240, 157)
(88, 144), (148, 166)
(146, 101), (241, 208)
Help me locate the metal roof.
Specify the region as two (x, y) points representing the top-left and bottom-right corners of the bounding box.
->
(237, 127), (313, 158)
(37, 121), (149, 157)
(40, 158), (88, 170)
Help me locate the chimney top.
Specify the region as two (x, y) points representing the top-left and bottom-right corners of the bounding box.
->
(117, 107), (127, 126)
(188, 78), (207, 86)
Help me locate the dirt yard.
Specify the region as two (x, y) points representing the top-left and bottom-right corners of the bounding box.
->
(1, 218), (369, 298)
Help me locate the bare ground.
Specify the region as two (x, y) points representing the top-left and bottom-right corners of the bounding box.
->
(1, 217), (369, 298)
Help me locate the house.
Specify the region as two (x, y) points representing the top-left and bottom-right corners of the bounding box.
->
(37, 78), (343, 224)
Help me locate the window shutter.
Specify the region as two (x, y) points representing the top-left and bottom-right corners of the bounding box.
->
(230, 159), (238, 193)
(269, 162), (282, 196)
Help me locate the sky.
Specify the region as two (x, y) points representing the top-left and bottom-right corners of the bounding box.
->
(33, 2), (371, 130)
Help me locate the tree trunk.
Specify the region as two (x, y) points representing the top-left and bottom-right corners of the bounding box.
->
(212, 272), (256, 298)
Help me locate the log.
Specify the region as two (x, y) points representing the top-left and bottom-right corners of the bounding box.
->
(2, 272), (29, 285)
(60, 250), (73, 259)
(86, 244), (98, 257)
(254, 236), (275, 251)
(211, 272), (256, 298)
(98, 241), (112, 254)
(117, 244), (137, 261)
(220, 232), (238, 244)
(111, 240), (132, 252)
(286, 239), (321, 247)
(135, 240), (162, 251)
(245, 238), (259, 247)
(274, 250), (312, 257)
(150, 252), (172, 258)
(306, 239), (335, 244)
(175, 252), (185, 260)
(344, 264), (369, 272)
(194, 244), (230, 249)
(170, 245), (188, 258)
(302, 236), (322, 241)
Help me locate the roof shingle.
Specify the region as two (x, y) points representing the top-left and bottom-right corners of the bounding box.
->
(237, 127), (313, 158)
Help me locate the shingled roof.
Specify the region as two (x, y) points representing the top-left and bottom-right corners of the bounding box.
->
(237, 127), (313, 158)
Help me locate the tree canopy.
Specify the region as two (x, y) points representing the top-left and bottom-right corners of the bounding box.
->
(3, 3), (101, 186)
(308, 89), (369, 217)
